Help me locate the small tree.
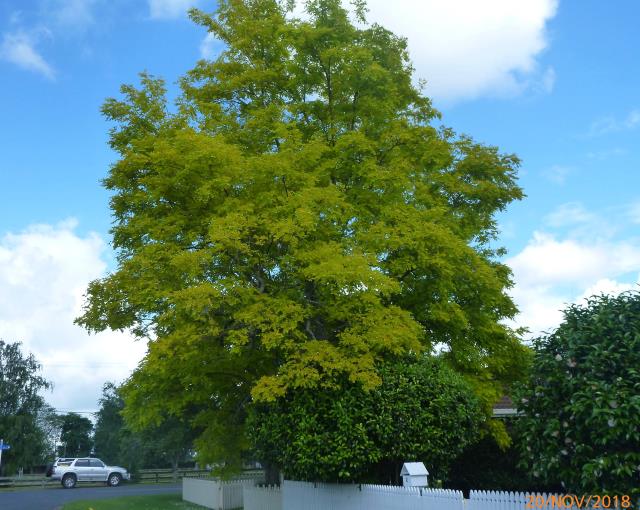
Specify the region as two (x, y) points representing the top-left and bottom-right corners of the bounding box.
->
(516, 292), (640, 498)
(249, 356), (485, 483)
(94, 383), (125, 465)
(58, 413), (93, 458)
(38, 405), (63, 460)
(0, 340), (52, 475)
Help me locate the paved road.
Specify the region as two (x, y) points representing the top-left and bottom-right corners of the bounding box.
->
(0, 483), (181, 510)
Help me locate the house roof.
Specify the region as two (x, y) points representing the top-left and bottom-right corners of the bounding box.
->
(494, 396), (514, 409)
(400, 462), (429, 476)
(492, 395), (518, 417)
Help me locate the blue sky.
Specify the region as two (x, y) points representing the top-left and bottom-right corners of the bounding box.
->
(1, 0), (639, 411)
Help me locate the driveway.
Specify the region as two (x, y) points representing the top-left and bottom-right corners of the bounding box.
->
(0, 483), (181, 510)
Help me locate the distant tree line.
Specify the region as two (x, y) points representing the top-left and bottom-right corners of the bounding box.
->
(93, 382), (197, 474)
(0, 340), (194, 476)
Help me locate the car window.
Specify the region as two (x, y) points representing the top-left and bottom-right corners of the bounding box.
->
(89, 459), (105, 468)
(75, 459), (90, 467)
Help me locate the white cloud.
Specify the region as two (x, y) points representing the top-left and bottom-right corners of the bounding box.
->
(149, 0), (199, 19)
(627, 110), (640, 126)
(542, 202), (622, 244)
(508, 283), (566, 336)
(0, 31), (55, 79)
(1, 2), (97, 80)
(358, 0), (558, 103)
(542, 164), (572, 184)
(544, 202), (595, 228)
(539, 66), (556, 94)
(507, 226), (640, 337)
(586, 147), (626, 160)
(509, 231), (640, 288)
(200, 32), (218, 59)
(49, 0), (97, 30)
(577, 278), (637, 302)
(0, 221), (146, 413)
(588, 109), (640, 137)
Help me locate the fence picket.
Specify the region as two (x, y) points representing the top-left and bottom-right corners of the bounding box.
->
(467, 488), (566, 510)
(244, 485), (283, 510)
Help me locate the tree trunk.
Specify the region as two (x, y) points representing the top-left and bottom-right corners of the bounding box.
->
(264, 461), (280, 486)
(172, 456), (179, 483)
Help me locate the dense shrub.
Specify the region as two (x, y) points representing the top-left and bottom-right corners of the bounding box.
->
(249, 356), (485, 483)
(516, 292), (640, 498)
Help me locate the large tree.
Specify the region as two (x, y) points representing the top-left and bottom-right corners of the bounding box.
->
(0, 340), (52, 475)
(516, 292), (640, 499)
(77, 0), (528, 466)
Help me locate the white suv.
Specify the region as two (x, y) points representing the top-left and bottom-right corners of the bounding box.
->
(49, 457), (130, 488)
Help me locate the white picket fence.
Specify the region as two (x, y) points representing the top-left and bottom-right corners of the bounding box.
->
(244, 485), (283, 510)
(360, 484), (464, 510)
(243, 482), (582, 510)
(182, 476), (261, 509)
(469, 490), (565, 510)
(250, 480), (465, 510)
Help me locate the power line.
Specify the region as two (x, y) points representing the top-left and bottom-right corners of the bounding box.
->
(41, 363), (130, 367)
(51, 409), (97, 415)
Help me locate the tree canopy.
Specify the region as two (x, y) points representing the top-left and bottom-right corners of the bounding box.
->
(77, 0), (528, 466)
(516, 292), (640, 498)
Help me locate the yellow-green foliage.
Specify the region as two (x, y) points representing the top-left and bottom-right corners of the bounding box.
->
(77, 0), (528, 467)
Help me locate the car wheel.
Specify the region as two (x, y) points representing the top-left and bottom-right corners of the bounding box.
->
(108, 473), (122, 487)
(62, 474), (77, 489)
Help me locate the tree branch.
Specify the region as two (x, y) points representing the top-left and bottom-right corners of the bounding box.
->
(305, 319), (317, 340)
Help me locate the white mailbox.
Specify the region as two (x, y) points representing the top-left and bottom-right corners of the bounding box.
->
(400, 462), (429, 487)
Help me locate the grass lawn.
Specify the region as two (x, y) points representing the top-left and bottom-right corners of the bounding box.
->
(61, 494), (207, 510)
